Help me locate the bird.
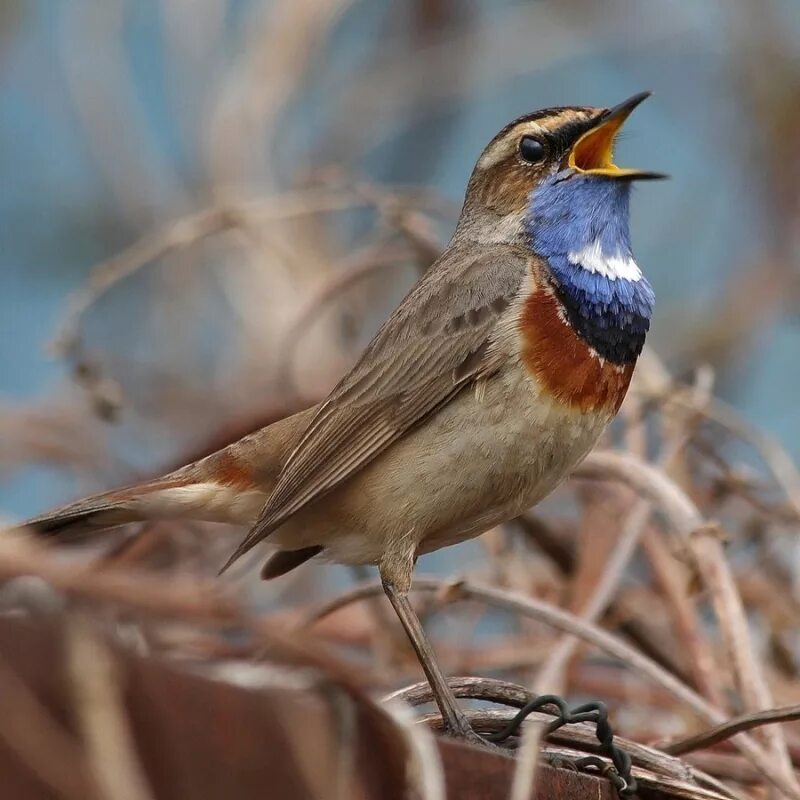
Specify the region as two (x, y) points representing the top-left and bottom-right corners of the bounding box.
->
(16, 93), (663, 744)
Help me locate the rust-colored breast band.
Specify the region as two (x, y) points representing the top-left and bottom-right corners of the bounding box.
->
(520, 288), (634, 414)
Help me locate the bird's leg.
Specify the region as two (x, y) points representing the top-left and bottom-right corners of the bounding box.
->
(380, 559), (484, 745)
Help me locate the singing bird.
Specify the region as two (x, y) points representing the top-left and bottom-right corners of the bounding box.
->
(19, 93), (662, 743)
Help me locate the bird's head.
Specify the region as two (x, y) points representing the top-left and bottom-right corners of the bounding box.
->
(458, 92), (664, 245)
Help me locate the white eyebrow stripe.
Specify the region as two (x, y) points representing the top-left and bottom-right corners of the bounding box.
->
(477, 121), (549, 171)
(568, 240), (642, 281)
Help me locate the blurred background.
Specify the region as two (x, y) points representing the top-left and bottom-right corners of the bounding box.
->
(2, 0), (799, 524)
(3, 4), (800, 795)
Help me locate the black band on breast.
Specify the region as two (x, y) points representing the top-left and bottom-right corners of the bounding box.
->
(553, 283), (648, 366)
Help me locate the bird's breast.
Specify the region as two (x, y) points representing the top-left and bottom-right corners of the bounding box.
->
(518, 285), (634, 415)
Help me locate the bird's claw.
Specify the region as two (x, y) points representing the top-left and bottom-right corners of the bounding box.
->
(442, 718), (501, 751)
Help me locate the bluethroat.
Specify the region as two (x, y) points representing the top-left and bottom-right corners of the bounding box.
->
(20, 93), (663, 744)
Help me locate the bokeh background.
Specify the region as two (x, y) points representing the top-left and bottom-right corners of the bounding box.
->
(1, 0), (799, 522)
(5, 6), (800, 795)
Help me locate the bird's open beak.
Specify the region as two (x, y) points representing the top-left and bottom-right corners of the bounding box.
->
(568, 92), (667, 180)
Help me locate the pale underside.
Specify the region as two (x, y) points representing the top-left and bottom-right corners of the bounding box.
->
(136, 358), (610, 569)
(222, 242), (535, 566)
(268, 359), (610, 567)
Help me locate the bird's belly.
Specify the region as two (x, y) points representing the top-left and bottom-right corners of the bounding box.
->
(287, 363), (610, 565)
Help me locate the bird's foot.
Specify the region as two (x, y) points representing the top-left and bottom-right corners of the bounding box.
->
(442, 715), (500, 750)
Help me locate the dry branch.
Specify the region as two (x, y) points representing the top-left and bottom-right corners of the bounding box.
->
(303, 577), (800, 799)
(661, 704), (800, 756)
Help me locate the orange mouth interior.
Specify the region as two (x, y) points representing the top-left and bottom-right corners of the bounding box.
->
(568, 115), (641, 177)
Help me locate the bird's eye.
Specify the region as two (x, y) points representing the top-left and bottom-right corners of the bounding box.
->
(519, 136), (545, 164)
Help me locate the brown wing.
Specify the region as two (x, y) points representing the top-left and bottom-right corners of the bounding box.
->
(221, 244), (530, 570)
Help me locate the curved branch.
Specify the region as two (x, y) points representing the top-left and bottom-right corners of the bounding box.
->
(573, 450), (702, 534)
(389, 677), (743, 800)
(574, 450), (799, 794)
(301, 578), (799, 800)
(661, 704), (800, 757)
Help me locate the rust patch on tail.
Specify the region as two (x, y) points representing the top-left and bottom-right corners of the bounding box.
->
(211, 451), (258, 489)
(520, 288), (634, 414)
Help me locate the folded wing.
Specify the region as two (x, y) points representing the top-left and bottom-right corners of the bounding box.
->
(221, 244), (530, 571)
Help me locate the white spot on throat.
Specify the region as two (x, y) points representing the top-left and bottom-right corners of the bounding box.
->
(567, 239), (642, 282)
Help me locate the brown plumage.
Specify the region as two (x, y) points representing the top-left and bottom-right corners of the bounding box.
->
(15, 96), (659, 743)
(221, 241), (527, 571)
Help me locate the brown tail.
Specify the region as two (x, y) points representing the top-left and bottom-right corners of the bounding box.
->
(19, 474), (228, 541)
(15, 405), (319, 545)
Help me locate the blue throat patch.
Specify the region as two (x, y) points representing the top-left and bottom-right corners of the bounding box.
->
(525, 171), (654, 366)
